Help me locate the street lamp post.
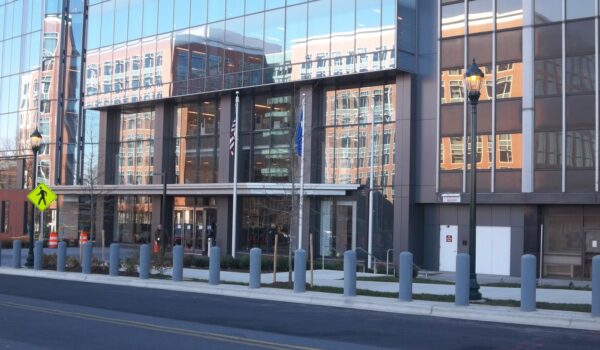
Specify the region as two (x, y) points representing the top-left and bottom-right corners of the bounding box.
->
(154, 172), (167, 255)
(25, 128), (43, 268)
(465, 59), (484, 301)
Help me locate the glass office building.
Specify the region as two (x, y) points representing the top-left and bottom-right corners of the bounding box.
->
(2, 0), (599, 280)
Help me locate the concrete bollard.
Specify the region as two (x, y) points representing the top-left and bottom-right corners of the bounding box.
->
(82, 242), (92, 274)
(399, 251), (414, 302)
(455, 253), (470, 306)
(209, 246), (221, 285)
(139, 244), (150, 279)
(12, 240), (21, 268)
(57, 241), (66, 272)
(109, 243), (120, 277)
(293, 249), (307, 293)
(593, 256), (600, 317)
(249, 248), (261, 289)
(172, 245), (183, 282)
(34, 241), (43, 271)
(344, 250), (357, 297)
(521, 254), (537, 312)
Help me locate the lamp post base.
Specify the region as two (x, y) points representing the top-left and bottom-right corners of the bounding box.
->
(469, 276), (482, 300)
(25, 254), (34, 268)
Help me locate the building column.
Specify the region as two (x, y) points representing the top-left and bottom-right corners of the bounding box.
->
(393, 74), (422, 260)
(151, 103), (172, 238)
(522, 0), (535, 192)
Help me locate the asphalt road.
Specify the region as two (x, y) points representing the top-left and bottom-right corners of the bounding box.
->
(0, 275), (598, 350)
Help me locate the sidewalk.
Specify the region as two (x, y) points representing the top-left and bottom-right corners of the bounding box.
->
(0, 267), (598, 332)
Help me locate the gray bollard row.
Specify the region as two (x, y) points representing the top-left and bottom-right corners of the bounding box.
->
(249, 248), (261, 289)
(139, 244), (150, 279)
(172, 245), (183, 282)
(110, 243), (120, 277)
(521, 254), (537, 312)
(57, 241), (66, 272)
(344, 250), (357, 297)
(593, 256), (600, 317)
(455, 253), (470, 306)
(209, 246), (220, 285)
(82, 242), (92, 274)
(399, 251), (413, 302)
(293, 249), (307, 293)
(12, 240), (21, 268)
(34, 241), (43, 271)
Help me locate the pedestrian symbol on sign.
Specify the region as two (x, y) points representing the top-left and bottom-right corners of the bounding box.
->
(27, 183), (57, 212)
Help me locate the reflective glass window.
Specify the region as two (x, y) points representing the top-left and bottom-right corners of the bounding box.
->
(441, 1), (465, 38)
(535, 0), (562, 24)
(227, 0), (244, 18)
(158, 0), (175, 33)
(87, 5), (101, 49)
(208, 0), (226, 22)
(190, 0), (207, 26)
(246, 0), (264, 14)
(356, 0), (381, 64)
(113, 1), (128, 44)
(566, 0), (596, 20)
(128, 0), (143, 40)
(174, 0), (190, 30)
(496, 0), (523, 30)
(285, 4), (307, 64)
(100, 0), (115, 47)
(142, 0), (158, 38)
(264, 9), (285, 67)
(468, 0), (493, 34)
(225, 17), (244, 74)
(266, 0), (285, 10)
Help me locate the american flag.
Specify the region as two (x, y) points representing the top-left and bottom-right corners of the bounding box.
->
(229, 117), (236, 156)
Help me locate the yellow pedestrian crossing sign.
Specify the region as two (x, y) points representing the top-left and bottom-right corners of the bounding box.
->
(27, 183), (57, 212)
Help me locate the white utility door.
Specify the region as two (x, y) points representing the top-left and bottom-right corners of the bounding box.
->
(439, 225), (458, 272)
(475, 226), (511, 275)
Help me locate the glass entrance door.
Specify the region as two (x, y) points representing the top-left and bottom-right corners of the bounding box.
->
(320, 200), (357, 257)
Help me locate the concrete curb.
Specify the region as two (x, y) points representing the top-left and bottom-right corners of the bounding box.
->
(1, 267), (599, 331)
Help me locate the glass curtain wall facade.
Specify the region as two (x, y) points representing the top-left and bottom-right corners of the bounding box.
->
(84, 0), (400, 109)
(439, 0), (523, 193)
(316, 83), (396, 258)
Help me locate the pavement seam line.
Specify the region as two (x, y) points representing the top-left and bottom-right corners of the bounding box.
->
(0, 300), (319, 350)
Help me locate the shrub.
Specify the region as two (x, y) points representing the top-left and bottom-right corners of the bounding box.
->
(65, 256), (81, 272)
(91, 257), (109, 274)
(152, 253), (171, 274)
(192, 255), (209, 268)
(183, 254), (193, 268)
(220, 255), (236, 269)
(122, 251), (139, 276)
(238, 254), (250, 270)
(42, 253), (57, 270)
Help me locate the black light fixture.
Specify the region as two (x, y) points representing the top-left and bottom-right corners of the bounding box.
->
(25, 128), (42, 268)
(464, 59), (484, 301)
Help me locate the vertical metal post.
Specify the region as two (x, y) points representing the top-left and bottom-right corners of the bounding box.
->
(162, 172), (167, 254)
(343, 250), (357, 297)
(249, 248), (261, 288)
(209, 246), (220, 285)
(592, 256), (600, 317)
(26, 150), (38, 268)
(521, 254), (537, 312)
(172, 245), (183, 281)
(455, 253), (470, 306)
(293, 249), (307, 293)
(57, 241), (66, 272)
(109, 243), (120, 277)
(298, 94), (306, 249)
(139, 244), (150, 279)
(469, 99), (482, 301)
(34, 241), (43, 270)
(399, 251), (413, 302)
(82, 241), (92, 274)
(232, 91), (240, 257)
(12, 240), (22, 268)
(368, 101), (375, 269)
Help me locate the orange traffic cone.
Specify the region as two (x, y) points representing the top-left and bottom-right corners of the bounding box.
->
(153, 241), (159, 253)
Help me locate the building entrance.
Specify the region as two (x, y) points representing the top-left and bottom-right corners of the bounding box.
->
(173, 197), (216, 254)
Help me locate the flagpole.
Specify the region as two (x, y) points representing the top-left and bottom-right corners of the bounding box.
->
(298, 94), (306, 250)
(232, 91), (240, 258)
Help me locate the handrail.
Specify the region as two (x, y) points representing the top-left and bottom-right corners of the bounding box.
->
(355, 246), (383, 274)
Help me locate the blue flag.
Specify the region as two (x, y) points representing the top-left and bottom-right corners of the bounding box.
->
(295, 108), (303, 156)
